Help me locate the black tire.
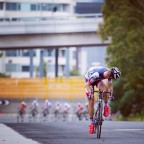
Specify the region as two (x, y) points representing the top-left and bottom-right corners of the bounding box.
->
(97, 121), (102, 139)
(95, 102), (103, 139)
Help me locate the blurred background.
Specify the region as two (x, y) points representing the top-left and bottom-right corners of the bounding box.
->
(0, 0), (143, 122)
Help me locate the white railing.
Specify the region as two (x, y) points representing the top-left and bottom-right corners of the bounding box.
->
(0, 14), (103, 35)
(0, 13), (103, 22)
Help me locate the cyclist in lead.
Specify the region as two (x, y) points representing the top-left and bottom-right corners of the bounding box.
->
(84, 66), (121, 134)
(19, 101), (27, 111)
(17, 100), (27, 122)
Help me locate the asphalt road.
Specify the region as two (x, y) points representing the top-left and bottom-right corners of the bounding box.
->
(4, 121), (144, 144)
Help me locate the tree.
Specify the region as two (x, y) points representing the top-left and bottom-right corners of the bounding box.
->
(35, 60), (47, 77)
(70, 68), (80, 76)
(99, 0), (144, 117)
(0, 52), (9, 78)
(0, 73), (9, 78)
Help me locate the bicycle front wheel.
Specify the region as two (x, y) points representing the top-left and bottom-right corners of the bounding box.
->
(95, 102), (103, 139)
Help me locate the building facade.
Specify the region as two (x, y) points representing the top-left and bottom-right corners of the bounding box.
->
(0, 0), (107, 78)
(0, 0), (77, 78)
(74, 0), (107, 76)
(1, 48), (76, 78)
(74, 0), (104, 14)
(0, 0), (75, 21)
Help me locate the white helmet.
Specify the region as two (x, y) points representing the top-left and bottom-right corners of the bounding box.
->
(110, 67), (121, 79)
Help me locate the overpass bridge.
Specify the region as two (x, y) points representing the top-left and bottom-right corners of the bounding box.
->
(0, 14), (110, 50)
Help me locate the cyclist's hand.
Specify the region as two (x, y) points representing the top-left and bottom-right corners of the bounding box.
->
(88, 93), (94, 100)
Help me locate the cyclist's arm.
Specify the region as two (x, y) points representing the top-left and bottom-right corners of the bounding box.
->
(107, 79), (113, 95)
(85, 81), (92, 94)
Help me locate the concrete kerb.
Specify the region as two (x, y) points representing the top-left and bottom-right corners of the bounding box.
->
(0, 123), (39, 144)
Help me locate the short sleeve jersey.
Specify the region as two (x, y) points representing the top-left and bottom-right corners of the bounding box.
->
(85, 66), (112, 85)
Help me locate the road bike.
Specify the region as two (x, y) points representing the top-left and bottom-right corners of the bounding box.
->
(29, 107), (39, 122)
(93, 90), (114, 139)
(17, 108), (26, 123)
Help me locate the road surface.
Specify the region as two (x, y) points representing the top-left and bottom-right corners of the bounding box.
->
(2, 120), (144, 144)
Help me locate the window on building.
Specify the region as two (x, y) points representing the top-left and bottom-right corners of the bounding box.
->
(47, 65), (54, 72)
(20, 3), (30, 11)
(61, 50), (65, 57)
(60, 65), (65, 73)
(48, 49), (53, 57)
(22, 50), (29, 56)
(52, 4), (61, 12)
(6, 3), (11, 10)
(6, 50), (17, 56)
(6, 64), (18, 72)
(37, 3), (41, 11)
(44, 49), (53, 57)
(72, 51), (76, 59)
(17, 3), (20, 10)
(6, 3), (16, 11)
(31, 4), (37, 11)
(37, 3), (52, 11)
(0, 18), (4, 21)
(6, 2), (20, 11)
(22, 66), (30, 72)
(11, 18), (18, 21)
(63, 4), (68, 12)
(41, 3), (47, 11)
(0, 2), (4, 10)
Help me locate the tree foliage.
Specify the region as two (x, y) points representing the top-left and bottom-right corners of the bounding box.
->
(0, 73), (9, 78)
(99, 0), (144, 117)
(0, 52), (9, 78)
(70, 68), (80, 76)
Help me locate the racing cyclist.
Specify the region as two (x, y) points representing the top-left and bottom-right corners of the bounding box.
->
(84, 66), (121, 134)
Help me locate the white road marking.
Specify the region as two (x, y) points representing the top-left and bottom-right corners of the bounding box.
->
(114, 129), (144, 131)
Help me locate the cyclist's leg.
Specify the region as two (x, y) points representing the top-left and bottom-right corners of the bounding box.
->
(97, 80), (107, 101)
(86, 85), (95, 134)
(98, 80), (109, 117)
(86, 85), (94, 121)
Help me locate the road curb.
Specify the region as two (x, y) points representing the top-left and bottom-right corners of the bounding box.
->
(0, 124), (39, 144)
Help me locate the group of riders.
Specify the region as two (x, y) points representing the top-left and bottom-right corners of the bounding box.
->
(17, 99), (51, 122)
(17, 99), (89, 122)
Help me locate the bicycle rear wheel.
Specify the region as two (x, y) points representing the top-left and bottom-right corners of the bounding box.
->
(95, 102), (103, 139)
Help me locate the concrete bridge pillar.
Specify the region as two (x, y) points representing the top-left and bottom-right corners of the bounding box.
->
(30, 49), (34, 78)
(40, 49), (44, 77)
(55, 48), (59, 78)
(65, 48), (70, 77)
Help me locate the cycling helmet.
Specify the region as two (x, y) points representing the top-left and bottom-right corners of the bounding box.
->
(110, 67), (121, 79)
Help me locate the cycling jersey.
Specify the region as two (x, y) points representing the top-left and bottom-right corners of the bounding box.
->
(19, 102), (26, 110)
(44, 100), (52, 109)
(63, 103), (70, 112)
(85, 66), (112, 86)
(32, 100), (39, 109)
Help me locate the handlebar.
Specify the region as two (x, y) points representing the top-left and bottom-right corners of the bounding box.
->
(94, 90), (114, 101)
(94, 90), (112, 94)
